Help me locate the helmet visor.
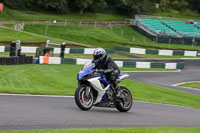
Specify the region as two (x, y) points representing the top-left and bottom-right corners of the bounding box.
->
(93, 54), (102, 61)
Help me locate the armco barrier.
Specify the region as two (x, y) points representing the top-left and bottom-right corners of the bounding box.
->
(39, 56), (185, 69)
(0, 46), (115, 54)
(115, 46), (198, 57)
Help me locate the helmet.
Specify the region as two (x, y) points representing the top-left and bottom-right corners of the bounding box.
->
(93, 48), (107, 61)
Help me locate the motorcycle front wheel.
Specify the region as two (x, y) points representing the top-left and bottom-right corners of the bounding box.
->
(116, 86), (133, 112)
(75, 85), (94, 111)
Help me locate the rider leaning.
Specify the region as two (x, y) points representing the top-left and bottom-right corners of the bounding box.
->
(92, 48), (120, 90)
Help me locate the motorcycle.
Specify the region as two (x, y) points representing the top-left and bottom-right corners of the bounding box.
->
(74, 63), (133, 112)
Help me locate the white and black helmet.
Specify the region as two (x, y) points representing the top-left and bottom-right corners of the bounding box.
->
(93, 48), (107, 61)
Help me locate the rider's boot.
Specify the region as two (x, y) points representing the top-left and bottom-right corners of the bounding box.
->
(112, 82), (121, 98)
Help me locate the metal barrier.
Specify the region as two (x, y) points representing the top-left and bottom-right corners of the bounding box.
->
(46, 40), (66, 58)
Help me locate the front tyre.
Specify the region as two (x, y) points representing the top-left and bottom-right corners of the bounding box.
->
(75, 85), (94, 111)
(116, 86), (133, 112)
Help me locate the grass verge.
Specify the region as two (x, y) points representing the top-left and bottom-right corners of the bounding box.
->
(1, 127), (200, 133)
(0, 53), (127, 59)
(0, 64), (199, 109)
(179, 82), (200, 89)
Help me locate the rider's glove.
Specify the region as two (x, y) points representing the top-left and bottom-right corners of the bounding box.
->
(98, 69), (105, 73)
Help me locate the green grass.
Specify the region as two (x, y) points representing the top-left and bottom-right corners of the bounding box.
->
(0, 27), (93, 47)
(23, 24), (200, 50)
(179, 82), (200, 89)
(0, 52), (127, 59)
(24, 24), (131, 48)
(0, 7), (127, 21)
(61, 54), (127, 59)
(1, 127), (200, 133)
(0, 64), (200, 109)
(0, 28), (66, 43)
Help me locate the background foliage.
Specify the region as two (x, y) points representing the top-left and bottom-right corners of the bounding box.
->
(0, 0), (200, 16)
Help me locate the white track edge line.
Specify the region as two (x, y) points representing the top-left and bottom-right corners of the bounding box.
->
(172, 81), (200, 87)
(0, 93), (74, 98)
(122, 69), (181, 73)
(0, 93), (197, 109)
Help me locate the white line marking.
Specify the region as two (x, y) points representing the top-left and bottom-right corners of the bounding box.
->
(180, 58), (200, 60)
(0, 93), (197, 109)
(172, 81), (200, 87)
(122, 69), (181, 73)
(0, 93), (74, 98)
(135, 101), (197, 109)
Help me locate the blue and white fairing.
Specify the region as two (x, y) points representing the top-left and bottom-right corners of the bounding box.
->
(77, 63), (95, 80)
(77, 63), (110, 85)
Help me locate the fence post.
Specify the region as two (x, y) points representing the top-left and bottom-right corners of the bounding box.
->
(182, 38), (184, 45)
(132, 35), (135, 41)
(169, 38), (171, 44)
(156, 34), (158, 43)
(192, 38), (196, 47)
(45, 21), (49, 36)
(79, 21), (82, 26)
(121, 30), (124, 36)
(65, 19), (67, 26)
(109, 22), (112, 30)
(94, 21), (97, 28)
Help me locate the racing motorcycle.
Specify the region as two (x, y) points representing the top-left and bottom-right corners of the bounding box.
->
(74, 63), (133, 112)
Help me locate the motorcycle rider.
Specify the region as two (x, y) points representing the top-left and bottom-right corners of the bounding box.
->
(92, 48), (120, 92)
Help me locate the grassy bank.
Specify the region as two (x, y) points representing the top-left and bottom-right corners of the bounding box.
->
(0, 27), (93, 47)
(0, 28), (66, 43)
(0, 64), (199, 109)
(23, 24), (200, 50)
(179, 82), (200, 89)
(1, 127), (200, 133)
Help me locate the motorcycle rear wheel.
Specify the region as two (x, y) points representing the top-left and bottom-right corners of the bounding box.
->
(116, 86), (133, 112)
(75, 85), (94, 111)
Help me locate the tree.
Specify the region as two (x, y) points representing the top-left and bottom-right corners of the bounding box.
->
(188, 0), (200, 13)
(170, 0), (189, 11)
(2, 0), (35, 10)
(106, 0), (156, 16)
(89, 0), (107, 13)
(159, 0), (170, 11)
(72, 0), (94, 15)
(37, 0), (68, 13)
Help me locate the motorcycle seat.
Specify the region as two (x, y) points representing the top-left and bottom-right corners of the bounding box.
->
(116, 73), (129, 83)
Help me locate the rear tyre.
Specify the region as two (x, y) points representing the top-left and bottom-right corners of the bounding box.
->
(75, 85), (94, 111)
(116, 86), (132, 112)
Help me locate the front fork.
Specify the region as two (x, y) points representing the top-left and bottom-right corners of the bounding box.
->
(85, 86), (91, 97)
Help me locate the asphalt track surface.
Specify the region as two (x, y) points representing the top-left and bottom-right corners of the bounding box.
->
(0, 95), (200, 131)
(0, 59), (200, 130)
(126, 60), (200, 96)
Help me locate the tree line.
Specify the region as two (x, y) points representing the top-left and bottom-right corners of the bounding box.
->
(0, 0), (200, 16)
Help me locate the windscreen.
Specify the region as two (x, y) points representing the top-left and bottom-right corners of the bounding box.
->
(81, 63), (95, 71)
